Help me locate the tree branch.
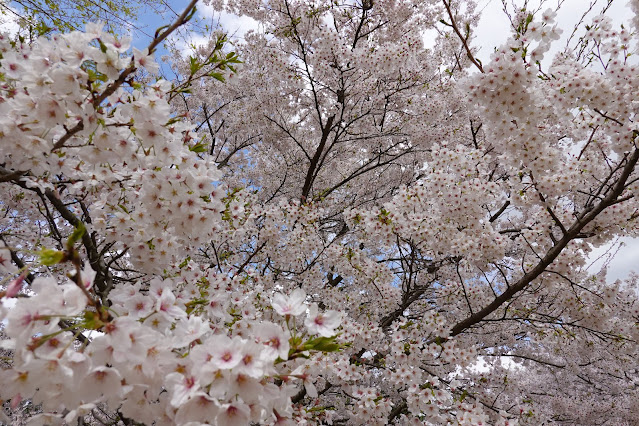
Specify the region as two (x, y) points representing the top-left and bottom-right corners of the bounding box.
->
(51, 0), (199, 151)
(448, 146), (639, 338)
(441, 0), (484, 73)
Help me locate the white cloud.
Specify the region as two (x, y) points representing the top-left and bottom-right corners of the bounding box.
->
(197, 4), (260, 43)
(0, 6), (21, 36)
(169, 5), (261, 57)
(587, 237), (639, 283)
(473, 0), (632, 64)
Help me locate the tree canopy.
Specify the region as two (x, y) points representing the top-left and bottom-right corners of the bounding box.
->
(1, 0), (639, 424)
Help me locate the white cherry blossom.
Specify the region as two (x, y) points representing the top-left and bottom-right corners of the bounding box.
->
(271, 288), (307, 317)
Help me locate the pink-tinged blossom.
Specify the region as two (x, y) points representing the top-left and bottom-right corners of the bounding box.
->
(79, 265), (96, 290)
(166, 372), (201, 407)
(207, 369), (232, 400)
(304, 303), (344, 337)
(541, 8), (557, 23)
(174, 391), (220, 424)
(108, 34), (132, 53)
(272, 288), (307, 317)
(254, 322), (290, 361)
(0, 369), (38, 402)
(34, 333), (75, 359)
(4, 271), (27, 297)
(109, 281), (142, 306)
(148, 277), (170, 300)
(292, 365), (318, 398)
(85, 21), (104, 36)
(209, 335), (245, 370)
(96, 49), (123, 80)
(4, 297), (56, 339)
(100, 316), (138, 351)
(228, 373), (264, 403)
(133, 47), (160, 75)
(155, 289), (187, 321)
(119, 385), (158, 426)
(204, 293), (231, 321)
(234, 341), (267, 378)
(217, 402), (250, 426)
(1, 52), (24, 79)
(189, 342), (219, 384)
(122, 293), (154, 319)
(77, 367), (123, 403)
(60, 282), (89, 314)
(171, 315), (209, 348)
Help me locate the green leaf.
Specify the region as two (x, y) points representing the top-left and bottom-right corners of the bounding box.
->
(83, 310), (106, 330)
(302, 336), (341, 352)
(153, 24), (170, 40)
(179, 256), (191, 268)
(39, 248), (65, 266)
(189, 142), (208, 153)
(209, 72), (225, 82)
(185, 5), (197, 21)
(189, 56), (201, 75)
(67, 222), (86, 250)
(98, 39), (108, 54)
(185, 298), (207, 315)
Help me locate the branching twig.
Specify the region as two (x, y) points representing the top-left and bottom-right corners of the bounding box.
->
(441, 0), (484, 73)
(51, 0), (199, 151)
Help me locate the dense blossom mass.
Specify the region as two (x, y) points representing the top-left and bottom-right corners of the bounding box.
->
(1, 0), (639, 424)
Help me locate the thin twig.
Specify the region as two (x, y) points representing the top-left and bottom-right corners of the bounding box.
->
(441, 0), (484, 73)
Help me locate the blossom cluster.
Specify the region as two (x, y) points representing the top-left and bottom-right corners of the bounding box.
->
(1, 264), (347, 424)
(0, 23), (349, 425)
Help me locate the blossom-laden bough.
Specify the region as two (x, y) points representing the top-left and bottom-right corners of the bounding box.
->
(1, 0), (639, 424)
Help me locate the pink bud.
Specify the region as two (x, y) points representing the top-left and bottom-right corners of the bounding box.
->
(5, 271), (27, 298)
(10, 393), (22, 410)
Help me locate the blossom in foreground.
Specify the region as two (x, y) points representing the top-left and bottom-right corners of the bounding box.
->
(304, 303), (343, 337)
(271, 288), (307, 317)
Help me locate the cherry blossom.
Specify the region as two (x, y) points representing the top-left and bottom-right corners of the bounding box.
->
(271, 288), (307, 317)
(0, 0), (638, 424)
(304, 303), (344, 337)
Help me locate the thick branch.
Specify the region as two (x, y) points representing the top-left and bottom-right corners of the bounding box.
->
(301, 115), (336, 201)
(489, 200), (510, 223)
(449, 147), (639, 338)
(43, 190), (114, 298)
